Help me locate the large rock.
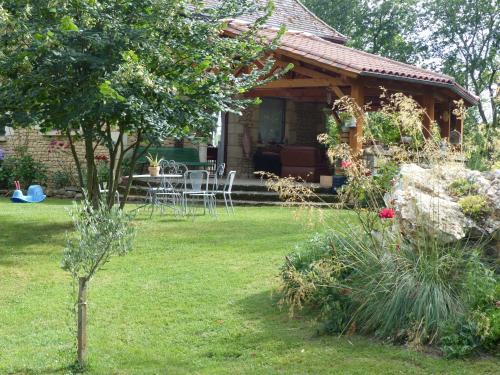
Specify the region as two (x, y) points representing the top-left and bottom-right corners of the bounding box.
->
(386, 163), (499, 243)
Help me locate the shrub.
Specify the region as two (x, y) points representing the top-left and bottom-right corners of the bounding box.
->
(373, 161), (399, 198)
(440, 252), (499, 357)
(280, 231), (497, 349)
(448, 178), (479, 197)
(279, 232), (357, 331)
(365, 112), (401, 145)
(52, 170), (71, 189)
(0, 149), (48, 189)
(458, 195), (490, 220)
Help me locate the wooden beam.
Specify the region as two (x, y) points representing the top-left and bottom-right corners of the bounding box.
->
(349, 83), (364, 153)
(437, 102), (451, 140)
(246, 87), (327, 98)
(275, 60), (347, 82)
(257, 78), (344, 89)
(276, 50), (359, 78)
(330, 85), (345, 99)
(422, 94), (435, 139)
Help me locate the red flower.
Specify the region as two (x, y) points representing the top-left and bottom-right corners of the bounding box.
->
(95, 154), (109, 162)
(341, 161), (352, 168)
(378, 208), (395, 219)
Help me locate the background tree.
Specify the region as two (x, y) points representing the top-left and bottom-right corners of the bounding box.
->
(425, 0), (499, 142)
(302, 0), (425, 63)
(62, 197), (135, 368)
(0, 0), (284, 208)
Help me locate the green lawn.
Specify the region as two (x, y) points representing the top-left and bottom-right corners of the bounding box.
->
(0, 198), (498, 374)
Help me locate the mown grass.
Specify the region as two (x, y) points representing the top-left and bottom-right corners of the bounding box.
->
(0, 198), (498, 374)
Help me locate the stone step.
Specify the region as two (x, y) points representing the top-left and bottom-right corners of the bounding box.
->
(123, 195), (337, 208)
(122, 179), (332, 194)
(121, 186), (338, 203)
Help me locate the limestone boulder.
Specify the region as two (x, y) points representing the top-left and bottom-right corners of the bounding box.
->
(386, 163), (499, 243)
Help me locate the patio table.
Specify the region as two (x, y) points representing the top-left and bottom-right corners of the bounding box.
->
(132, 174), (183, 214)
(133, 174), (183, 181)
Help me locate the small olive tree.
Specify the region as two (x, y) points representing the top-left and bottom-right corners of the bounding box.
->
(61, 197), (135, 367)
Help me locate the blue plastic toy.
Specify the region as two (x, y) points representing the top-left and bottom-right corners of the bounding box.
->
(11, 181), (46, 203)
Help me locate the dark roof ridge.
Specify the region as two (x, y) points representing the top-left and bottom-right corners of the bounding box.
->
(294, 0), (348, 42)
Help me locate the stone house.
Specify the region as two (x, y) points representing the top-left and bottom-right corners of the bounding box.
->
(0, 0), (477, 185)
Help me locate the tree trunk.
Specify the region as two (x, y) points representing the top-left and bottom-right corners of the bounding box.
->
(77, 277), (88, 367)
(84, 134), (99, 208)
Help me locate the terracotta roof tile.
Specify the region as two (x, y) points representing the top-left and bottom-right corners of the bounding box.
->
(226, 21), (478, 104)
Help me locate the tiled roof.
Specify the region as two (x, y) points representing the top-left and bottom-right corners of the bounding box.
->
(226, 21), (478, 104)
(204, 0), (347, 43)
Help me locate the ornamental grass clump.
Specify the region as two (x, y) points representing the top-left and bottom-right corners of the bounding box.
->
(272, 90), (498, 357)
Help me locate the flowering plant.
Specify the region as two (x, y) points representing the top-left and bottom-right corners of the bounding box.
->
(378, 208), (395, 219)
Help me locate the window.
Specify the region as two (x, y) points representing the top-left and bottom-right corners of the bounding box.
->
(258, 98), (285, 144)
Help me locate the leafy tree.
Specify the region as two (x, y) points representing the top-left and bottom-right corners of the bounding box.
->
(425, 0), (499, 142)
(302, 0), (425, 63)
(0, 0), (284, 208)
(62, 197), (135, 367)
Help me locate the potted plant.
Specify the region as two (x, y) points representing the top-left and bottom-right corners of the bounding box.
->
(339, 112), (356, 132)
(145, 153), (162, 176)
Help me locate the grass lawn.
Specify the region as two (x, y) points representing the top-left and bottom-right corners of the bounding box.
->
(0, 198), (498, 374)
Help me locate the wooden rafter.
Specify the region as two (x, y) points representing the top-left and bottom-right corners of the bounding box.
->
(258, 78), (345, 89)
(329, 85), (345, 99)
(276, 50), (358, 78)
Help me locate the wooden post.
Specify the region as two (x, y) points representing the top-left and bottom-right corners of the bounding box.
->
(440, 103), (451, 140)
(422, 95), (435, 139)
(349, 83), (364, 153)
(459, 116), (464, 151)
(77, 277), (88, 367)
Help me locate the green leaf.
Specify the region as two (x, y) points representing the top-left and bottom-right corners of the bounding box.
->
(60, 16), (79, 32)
(121, 50), (139, 63)
(99, 81), (126, 102)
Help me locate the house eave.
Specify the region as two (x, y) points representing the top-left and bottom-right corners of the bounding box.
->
(359, 71), (479, 106)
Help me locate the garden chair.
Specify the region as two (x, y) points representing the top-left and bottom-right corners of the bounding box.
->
(150, 160), (183, 216)
(213, 170), (236, 213)
(182, 170), (215, 216)
(99, 182), (120, 205)
(211, 162), (226, 190)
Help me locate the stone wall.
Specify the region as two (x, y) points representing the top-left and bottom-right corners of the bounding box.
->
(0, 129), (106, 188)
(0, 129), (197, 188)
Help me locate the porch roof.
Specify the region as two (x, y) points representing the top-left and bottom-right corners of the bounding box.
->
(225, 20), (478, 105)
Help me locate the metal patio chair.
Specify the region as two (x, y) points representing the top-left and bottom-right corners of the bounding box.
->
(99, 182), (120, 205)
(212, 170), (236, 213)
(153, 160), (184, 216)
(211, 162), (226, 191)
(182, 170), (215, 216)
